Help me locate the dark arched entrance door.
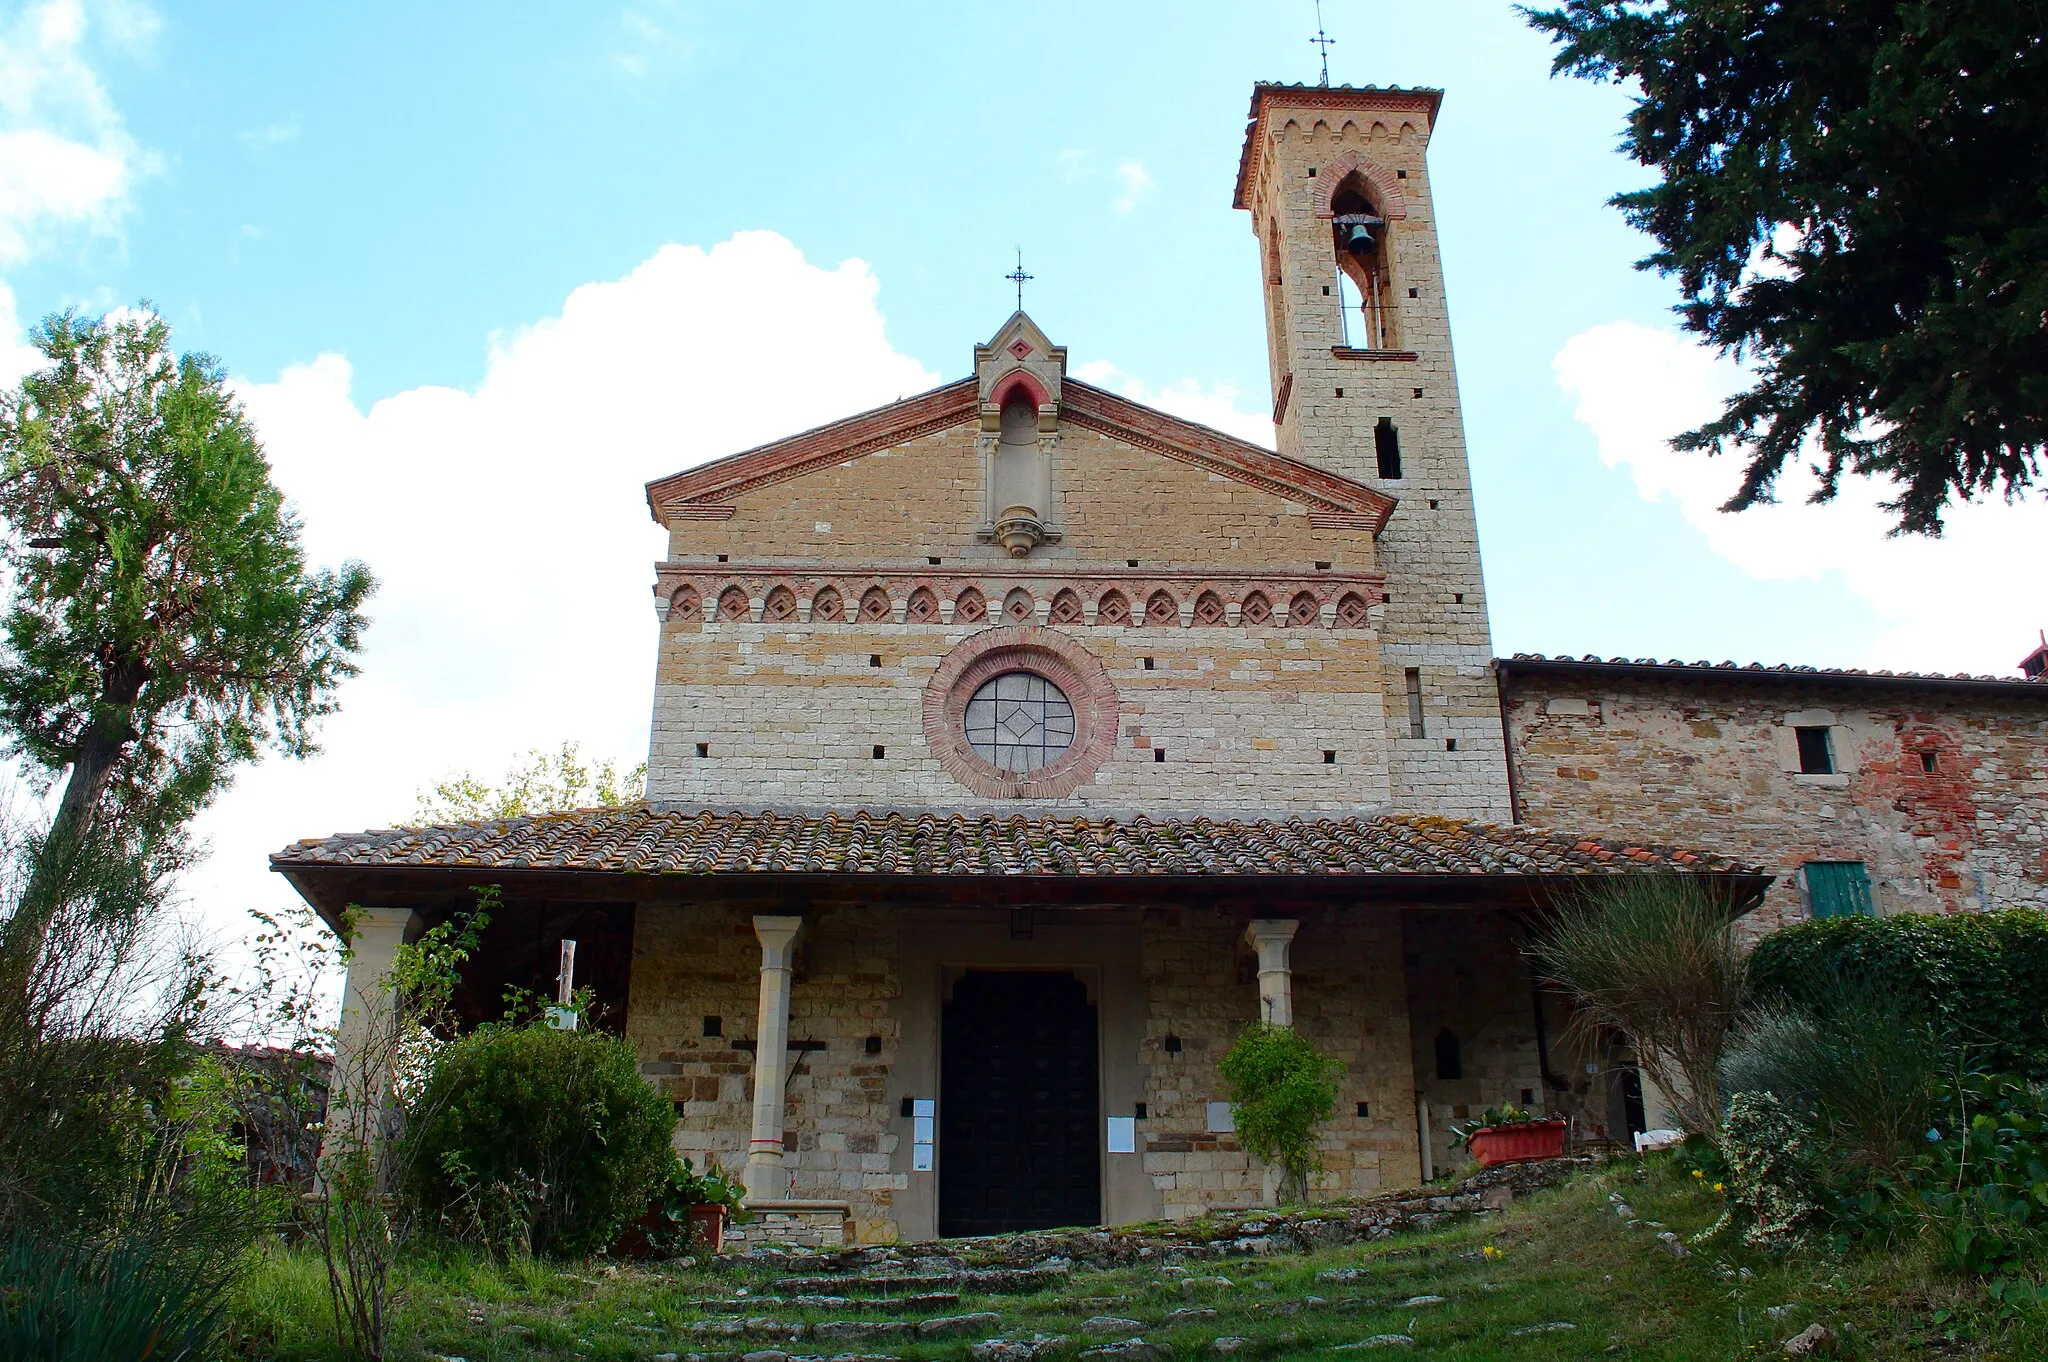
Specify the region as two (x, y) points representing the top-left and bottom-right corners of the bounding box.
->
(939, 970), (1100, 1237)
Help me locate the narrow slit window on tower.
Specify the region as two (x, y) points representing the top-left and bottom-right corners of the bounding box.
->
(1153, 748), (1166, 763)
(1375, 418), (1402, 479)
(1921, 750), (1939, 773)
(1404, 668), (1425, 739)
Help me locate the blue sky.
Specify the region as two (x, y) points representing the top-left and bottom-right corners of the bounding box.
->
(1, 0), (2040, 954)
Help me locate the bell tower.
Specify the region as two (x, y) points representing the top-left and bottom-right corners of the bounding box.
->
(1236, 83), (1508, 819)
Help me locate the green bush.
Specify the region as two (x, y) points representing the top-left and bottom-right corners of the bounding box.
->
(404, 1024), (675, 1257)
(0, 1231), (229, 1362)
(1749, 909), (2048, 1079)
(1910, 1073), (2048, 1276)
(1720, 978), (1941, 1179)
(1219, 1022), (1341, 1204)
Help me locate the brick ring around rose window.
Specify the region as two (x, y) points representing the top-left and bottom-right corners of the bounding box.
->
(922, 625), (1120, 800)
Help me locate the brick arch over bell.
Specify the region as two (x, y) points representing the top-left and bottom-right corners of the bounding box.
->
(1310, 151), (1410, 221)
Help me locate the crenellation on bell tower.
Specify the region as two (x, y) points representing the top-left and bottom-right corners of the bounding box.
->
(1237, 81), (1508, 820)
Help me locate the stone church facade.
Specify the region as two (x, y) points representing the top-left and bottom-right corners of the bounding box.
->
(279, 81), (2048, 1246)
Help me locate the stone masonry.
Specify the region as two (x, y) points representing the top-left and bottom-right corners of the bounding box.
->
(1502, 661), (2048, 932)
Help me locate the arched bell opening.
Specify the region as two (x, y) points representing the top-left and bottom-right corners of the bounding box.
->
(1330, 176), (1396, 350)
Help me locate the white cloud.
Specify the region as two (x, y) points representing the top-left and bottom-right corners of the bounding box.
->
(237, 117), (300, 152)
(0, 0), (153, 264)
(1554, 320), (2048, 676)
(1114, 160), (1152, 214)
(178, 231), (935, 964)
(613, 1), (699, 81)
(1073, 359), (1273, 449)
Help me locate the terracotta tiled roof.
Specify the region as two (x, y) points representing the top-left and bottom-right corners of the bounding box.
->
(1499, 653), (2048, 695)
(272, 806), (1757, 879)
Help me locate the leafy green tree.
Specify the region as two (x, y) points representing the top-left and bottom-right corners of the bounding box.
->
(0, 309), (374, 885)
(413, 741), (646, 824)
(1219, 1021), (1342, 1205)
(1524, 0), (2048, 535)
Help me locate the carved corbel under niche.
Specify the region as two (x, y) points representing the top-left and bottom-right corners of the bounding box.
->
(972, 517), (1064, 558)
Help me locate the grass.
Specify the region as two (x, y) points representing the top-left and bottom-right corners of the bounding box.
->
(225, 1160), (2048, 1360)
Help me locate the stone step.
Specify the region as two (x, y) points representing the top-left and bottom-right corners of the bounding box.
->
(696, 1294), (962, 1315)
(770, 1265), (1069, 1296)
(684, 1313), (1003, 1345)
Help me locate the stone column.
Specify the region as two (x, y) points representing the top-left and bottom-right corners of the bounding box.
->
(322, 907), (417, 1178)
(1244, 919), (1300, 1026)
(744, 915), (805, 1201)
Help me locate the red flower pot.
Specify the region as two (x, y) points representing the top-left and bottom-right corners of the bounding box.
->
(687, 1203), (726, 1254)
(1466, 1119), (1568, 1167)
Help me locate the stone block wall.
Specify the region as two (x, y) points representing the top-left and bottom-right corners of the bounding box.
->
(626, 902), (906, 1243)
(1138, 906), (1420, 1219)
(1503, 668), (2048, 931)
(648, 614), (1396, 813)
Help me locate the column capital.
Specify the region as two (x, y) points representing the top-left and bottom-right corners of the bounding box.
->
(753, 914), (805, 969)
(1244, 918), (1300, 949)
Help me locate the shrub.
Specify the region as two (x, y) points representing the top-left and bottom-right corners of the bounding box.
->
(1710, 1091), (1830, 1251)
(1720, 976), (1942, 1179)
(1910, 1073), (2048, 1276)
(1219, 1022), (1341, 1204)
(1749, 909), (2048, 1079)
(404, 1024), (674, 1257)
(1531, 873), (1748, 1140)
(0, 1230), (230, 1362)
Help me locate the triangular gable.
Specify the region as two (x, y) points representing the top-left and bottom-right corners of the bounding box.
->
(644, 375), (1396, 535)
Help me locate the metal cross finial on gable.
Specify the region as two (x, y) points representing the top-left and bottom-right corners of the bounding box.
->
(1005, 248), (1034, 311)
(1311, 0), (1336, 87)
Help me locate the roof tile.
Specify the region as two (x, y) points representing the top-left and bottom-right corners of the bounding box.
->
(270, 806), (1758, 879)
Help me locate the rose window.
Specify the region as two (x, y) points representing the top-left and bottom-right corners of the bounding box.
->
(962, 671), (1076, 773)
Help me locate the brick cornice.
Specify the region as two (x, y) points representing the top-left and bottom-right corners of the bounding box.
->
(645, 379), (979, 524)
(1234, 82), (1442, 211)
(1061, 380), (1396, 532)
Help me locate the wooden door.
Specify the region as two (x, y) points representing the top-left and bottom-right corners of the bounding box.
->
(939, 970), (1100, 1237)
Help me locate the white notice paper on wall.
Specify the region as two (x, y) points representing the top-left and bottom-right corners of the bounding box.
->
(1105, 1116), (1136, 1153)
(913, 1145), (934, 1170)
(913, 1116), (934, 1144)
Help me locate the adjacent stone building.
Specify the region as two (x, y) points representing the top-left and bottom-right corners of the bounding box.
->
(277, 79), (2048, 1246)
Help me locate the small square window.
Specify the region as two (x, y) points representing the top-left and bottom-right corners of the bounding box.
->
(716, 554), (728, 563)
(1323, 749), (1337, 764)
(1142, 657), (1155, 671)
(702, 1015), (722, 1037)
(1412, 387), (1424, 397)
(1396, 169), (1408, 179)
(1795, 726), (1835, 775)
(1334, 387), (1344, 397)
(1315, 560), (1332, 570)
(1454, 592), (1464, 604)
(1127, 559), (1139, 567)
(1521, 1088), (1535, 1106)
(1355, 1101), (1370, 1118)
(1920, 750), (1938, 773)
(868, 654), (882, 668)
(1322, 284), (1331, 296)
(1153, 748), (1166, 763)
(872, 745), (886, 760)
(1445, 738), (1458, 752)
(1134, 1102), (1148, 1119)
(1428, 499), (1440, 509)
(695, 742), (710, 758)
(927, 556), (941, 565)
(899, 1095), (915, 1118)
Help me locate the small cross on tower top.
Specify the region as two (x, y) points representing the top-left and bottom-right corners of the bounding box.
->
(1004, 248), (1034, 312)
(1310, 0), (1336, 87)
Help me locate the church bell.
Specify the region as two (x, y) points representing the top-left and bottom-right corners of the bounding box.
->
(1333, 212), (1385, 258)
